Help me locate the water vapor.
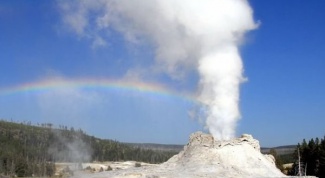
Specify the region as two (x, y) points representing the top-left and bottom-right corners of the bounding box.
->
(58, 0), (257, 139)
(48, 129), (93, 163)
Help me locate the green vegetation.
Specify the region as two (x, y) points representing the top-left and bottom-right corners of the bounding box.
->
(0, 120), (177, 177)
(269, 148), (284, 172)
(278, 153), (294, 164)
(288, 136), (325, 177)
(267, 150), (295, 174)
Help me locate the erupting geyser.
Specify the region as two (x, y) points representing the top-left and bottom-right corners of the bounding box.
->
(59, 0), (257, 139)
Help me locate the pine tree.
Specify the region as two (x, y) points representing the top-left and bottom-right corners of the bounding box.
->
(318, 150), (325, 178)
(318, 137), (325, 178)
(306, 138), (317, 175)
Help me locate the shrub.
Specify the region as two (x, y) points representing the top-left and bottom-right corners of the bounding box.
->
(135, 162), (141, 167)
(106, 166), (112, 171)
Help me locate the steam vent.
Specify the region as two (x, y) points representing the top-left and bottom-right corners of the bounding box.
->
(78, 132), (311, 178)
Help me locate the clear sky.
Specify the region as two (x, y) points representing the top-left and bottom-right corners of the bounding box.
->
(0, 0), (324, 147)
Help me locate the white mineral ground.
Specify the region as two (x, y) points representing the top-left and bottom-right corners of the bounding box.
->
(70, 132), (316, 178)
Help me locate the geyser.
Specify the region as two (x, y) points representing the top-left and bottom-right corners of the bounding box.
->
(59, 0), (257, 139)
(72, 132), (288, 178)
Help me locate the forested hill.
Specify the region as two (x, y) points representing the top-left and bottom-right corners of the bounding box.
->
(126, 143), (184, 152)
(0, 120), (178, 177)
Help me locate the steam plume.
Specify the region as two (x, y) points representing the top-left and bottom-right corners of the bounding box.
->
(59, 0), (256, 139)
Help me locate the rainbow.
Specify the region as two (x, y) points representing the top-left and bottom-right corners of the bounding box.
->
(0, 78), (198, 103)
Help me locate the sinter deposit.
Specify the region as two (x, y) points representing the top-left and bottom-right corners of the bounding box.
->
(74, 132), (302, 178)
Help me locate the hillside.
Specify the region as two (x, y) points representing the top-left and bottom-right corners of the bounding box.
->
(0, 120), (177, 177)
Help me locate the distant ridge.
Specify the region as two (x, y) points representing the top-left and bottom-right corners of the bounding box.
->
(127, 142), (296, 156)
(125, 143), (184, 152)
(261, 145), (296, 155)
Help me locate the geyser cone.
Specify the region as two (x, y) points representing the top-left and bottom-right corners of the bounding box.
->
(76, 132), (290, 178)
(164, 132), (285, 177)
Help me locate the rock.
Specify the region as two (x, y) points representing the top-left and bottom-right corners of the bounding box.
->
(264, 154), (276, 165)
(239, 133), (260, 151)
(185, 132), (260, 151)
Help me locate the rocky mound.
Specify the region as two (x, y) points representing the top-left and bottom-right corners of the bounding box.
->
(74, 132), (292, 178)
(160, 132), (285, 177)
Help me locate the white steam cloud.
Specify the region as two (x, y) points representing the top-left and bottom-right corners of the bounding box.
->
(58, 0), (256, 140)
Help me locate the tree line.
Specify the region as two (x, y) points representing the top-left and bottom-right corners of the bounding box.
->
(0, 120), (178, 177)
(288, 136), (325, 177)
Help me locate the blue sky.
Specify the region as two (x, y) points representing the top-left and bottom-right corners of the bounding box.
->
(0, 0), (324, 147)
